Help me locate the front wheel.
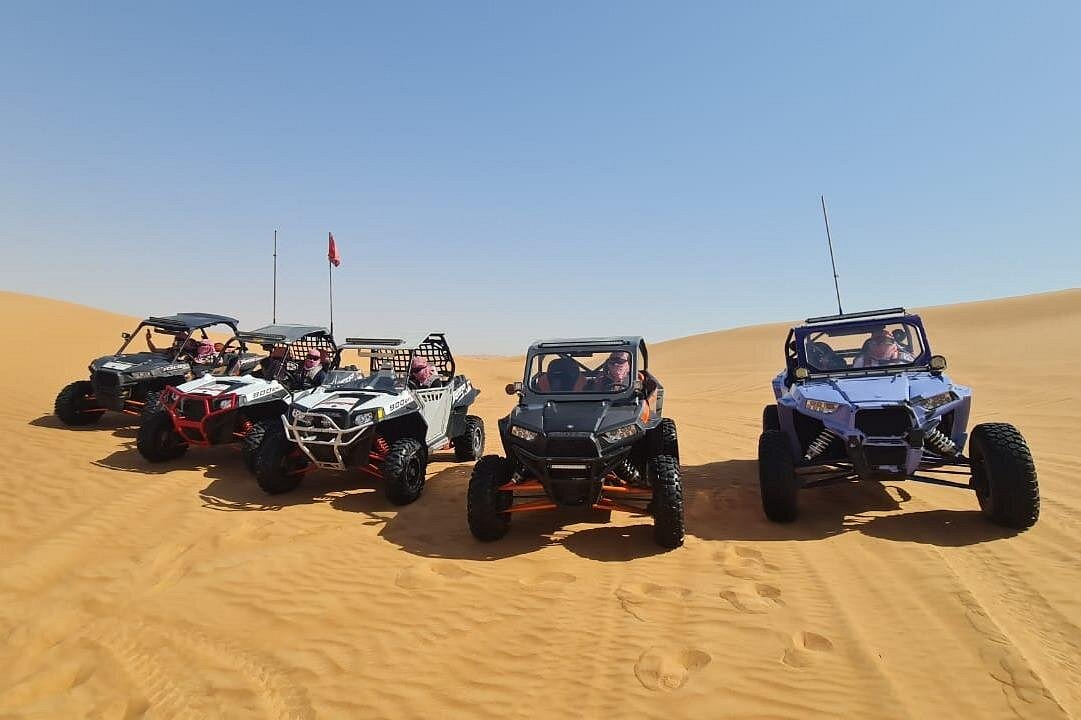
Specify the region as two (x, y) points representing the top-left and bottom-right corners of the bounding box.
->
(453, 415), (485, 461)
(659, 418), (680, 464)
(255, 431), (309, 494)
(649, 455), (684, 549)
(54, 380), (103, 426)
(242, 418), (281, 474)
(759, 430), (798, 522)
(467, 455), (513, 541)
(137, 410), (188, 462)
(970, 423), (1039, 530)
(383, 438), (427, 505)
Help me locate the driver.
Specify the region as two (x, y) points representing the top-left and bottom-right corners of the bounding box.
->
(146, 328), (197, 358)
(590, 351), (632, 391)
(409, 356), (442, 388)
(299, 348), (328, 387)
(853, 328), (915, 368)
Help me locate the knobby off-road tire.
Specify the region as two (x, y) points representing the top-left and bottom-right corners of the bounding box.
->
(659, 418), (680, 464)
(969, 422), (1039, 530)
(242, 418), (281, 474)
(255, 431), (309, 495)
(55, 380), (103, 426)
(758, 429), (799, 522)
(467, 455), (514, 541)
(137, 410), (189, 462)
(453, 415), (485, 462)
(383, 438), (427, 505)
(762, 405), (781, 433)
(140, 389), (164, 423)
(649, 454), (684, 549)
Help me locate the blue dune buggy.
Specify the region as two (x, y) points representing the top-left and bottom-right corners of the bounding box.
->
(759, 307), (1039, 529)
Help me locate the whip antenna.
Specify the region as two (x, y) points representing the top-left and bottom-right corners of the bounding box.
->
(820, 195), (844, 315)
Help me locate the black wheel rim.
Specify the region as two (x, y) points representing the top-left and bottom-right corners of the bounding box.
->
(472, 427), (482, 455)
(406, 457), (422, 492)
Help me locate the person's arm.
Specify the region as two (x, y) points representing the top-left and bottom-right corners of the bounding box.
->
(145, 328), (161, 353)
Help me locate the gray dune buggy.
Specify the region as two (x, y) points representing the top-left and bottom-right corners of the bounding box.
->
(254, 333), (484, 505)
(467, 337), (684, 549)
(759, 307), (1039, 529)
(137, 324), (336, 468)
(54, 313), (241, 426)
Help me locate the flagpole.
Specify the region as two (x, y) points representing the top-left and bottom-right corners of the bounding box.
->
(329, 257), (334, 336)
(272, 228), (278, 324)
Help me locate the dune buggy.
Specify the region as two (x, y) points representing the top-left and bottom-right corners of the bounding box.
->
(54, 313), (241, 426)
(467, 337), (683, 549)
(254, 333), (483, 505)
(759, 307), (1039, 529)
(137, 324), (336, 468)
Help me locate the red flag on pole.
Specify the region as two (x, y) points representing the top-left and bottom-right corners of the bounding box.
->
(328, 232), (341, 267)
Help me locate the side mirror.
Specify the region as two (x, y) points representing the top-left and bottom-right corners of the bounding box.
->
(929, 355), (947, 373)
(794, 367), (810, 381)
(121, 332), (131, 340)
(505, 382), (522, 395)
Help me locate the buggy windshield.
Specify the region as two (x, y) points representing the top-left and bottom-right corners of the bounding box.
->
(528, 349), (634, 394)
(802, 321), (926, 372)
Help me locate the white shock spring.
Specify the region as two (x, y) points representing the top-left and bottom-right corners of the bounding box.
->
(803, 429), (836, 461)
(925, 427), (957, 455)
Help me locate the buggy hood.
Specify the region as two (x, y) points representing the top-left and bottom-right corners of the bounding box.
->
(90, 352), (189, 378)
(798, 371), (952, 406)
(512, 398), (642, 437)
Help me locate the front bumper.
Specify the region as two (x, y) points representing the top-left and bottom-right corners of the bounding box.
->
(162, 389), (240, 446)
(283, 411), (376, 471)
(510, 437), (632, 507)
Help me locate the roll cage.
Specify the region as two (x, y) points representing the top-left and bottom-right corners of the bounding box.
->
(520, 336), (652, 400)
(340, 333), (456, 386)
(235, 325), (338, 384)
(115, 313), (241, 363)
(784, 308), (933, 380)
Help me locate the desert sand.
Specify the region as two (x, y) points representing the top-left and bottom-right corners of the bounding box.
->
(1, 288), (1079, 719)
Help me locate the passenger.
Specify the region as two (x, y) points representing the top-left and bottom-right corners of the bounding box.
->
(590, 351), (632, 391)
(409, 356), (443, 388)
(853, 328), (915, 368)
(192, 340), (219, 373)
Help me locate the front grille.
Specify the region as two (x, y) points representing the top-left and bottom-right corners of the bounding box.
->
(546, 434), (598, 458)
(856, 408), (911, 437)
(864, 446), (908, 468)
(93, 371), (121, 388)
(179, 399), (208, 421)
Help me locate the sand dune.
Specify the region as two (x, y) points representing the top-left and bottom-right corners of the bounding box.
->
(1, 288), (1079, 719)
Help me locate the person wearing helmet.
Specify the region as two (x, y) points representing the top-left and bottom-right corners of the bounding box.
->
(590, 351), (632, 391)
(853, 328), (914, 368)
(409, 355), (442, 389)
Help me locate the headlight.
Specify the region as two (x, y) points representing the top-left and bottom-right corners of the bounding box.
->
(353, 411), (375, 426)
(601, 424), (639, 444)
(290, 408), (301, 419)
(131, 371), (153, 380)
(510, 425), (538, 442)
(917, 391), (956, 411)
(215, 396), (238, 410)
(805, 399), (841, 414)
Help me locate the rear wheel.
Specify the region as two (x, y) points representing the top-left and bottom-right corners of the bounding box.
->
(140, 389), (164, 422)
(762, 405), (780, 432)
(453, 415), (485, 461)
(255, 432), (309, 494)
(970, 423), (1039, 529)
(54, 380), (103, 426)
(649, 455), (684, 548)
(383, 438), (427, 505)
(137, 410), (188, 462)
(659, 418), (680, 463)
(467, 455), (514, 541)
(242, 418), (281, 474)
(759, 430), (798, 522)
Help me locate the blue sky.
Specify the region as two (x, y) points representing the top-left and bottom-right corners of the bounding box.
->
(1, 2), (1077, 353)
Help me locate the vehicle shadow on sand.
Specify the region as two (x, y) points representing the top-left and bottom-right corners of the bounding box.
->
(28, 413), (139, 440)
(682, 459), (1022, 547)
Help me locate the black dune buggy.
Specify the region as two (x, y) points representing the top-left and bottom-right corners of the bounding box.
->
(467, 337), (684, 549)
(54, 313), (240, 426)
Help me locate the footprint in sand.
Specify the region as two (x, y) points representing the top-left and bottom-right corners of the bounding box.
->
(634, 646), (712, 691)
(716, 545), (779, 581)
(781, 631), (834, 668)
(615, 583), (693, 622)
(719, 583), (784, 614)
(518, 572), (577, 589)
(395, 562), (474, 590)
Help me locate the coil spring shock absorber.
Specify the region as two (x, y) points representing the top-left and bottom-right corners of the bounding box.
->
(924, 427), (957, 455)
(803, 429), (836, 462)
(373, 436), (390, 457)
